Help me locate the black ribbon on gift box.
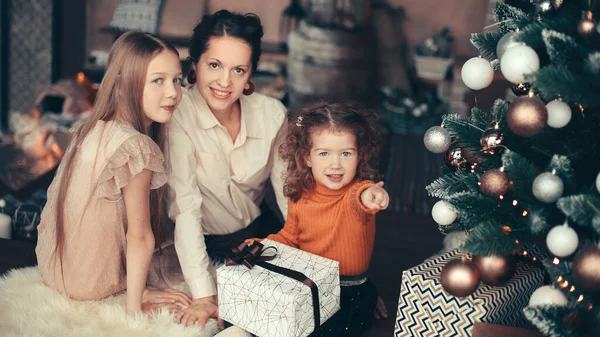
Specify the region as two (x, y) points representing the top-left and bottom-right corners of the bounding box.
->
(226, 241), (321, 329)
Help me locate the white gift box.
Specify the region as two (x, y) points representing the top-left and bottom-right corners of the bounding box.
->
(216, 239), (341, 337)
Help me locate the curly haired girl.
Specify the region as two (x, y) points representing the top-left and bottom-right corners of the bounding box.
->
(260, 101), (389, 337)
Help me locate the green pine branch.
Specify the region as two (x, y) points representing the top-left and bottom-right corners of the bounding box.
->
(557, 194), (600, 233)
(494, 2), (531, 35)
(524, 303), (597, 337)
(547, 155), (574, 187)
(470, 32), (502, 60)
(447, 192), (502, 226)
(470, 106), (492, 129)
(586, 52), (600, 75)
(533, 65), (600, 107)
(463, 222), (516, 255)
(513, 17), (579, 56)
(425, 171), (480, 199)
(542, 29), (588, 70)
(437, 220), (472, 235)
(490, 99), (510, 126)
(441, 114), (483, 154)
(502, 150), (537, 199)
(528, 208), (551, 235)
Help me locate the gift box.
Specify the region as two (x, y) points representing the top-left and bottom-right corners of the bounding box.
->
(394, 250), (545, 337)
(216, 239), (341, 337)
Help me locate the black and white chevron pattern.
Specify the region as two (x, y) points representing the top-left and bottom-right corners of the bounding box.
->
(394, 250), (544, 337)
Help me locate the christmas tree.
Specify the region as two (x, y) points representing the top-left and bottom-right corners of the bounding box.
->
(423, 1), (600, 336)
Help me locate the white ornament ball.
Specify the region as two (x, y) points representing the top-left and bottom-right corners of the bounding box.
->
(532, 172), (564, 203)
(596, 172), (600, 193)
(423, 126), (451, 154)
(546, 100), (572, 128)
(461, 57), (494, 90)
(500, 45), (540, 83)
(496, 31), (523, 60)
(529, 285), (568, 306)
(431, 200), (457, 226)
(546, 224), (579, 257)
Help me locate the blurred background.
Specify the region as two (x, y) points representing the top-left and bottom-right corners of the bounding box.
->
(0, 1), (515, 335)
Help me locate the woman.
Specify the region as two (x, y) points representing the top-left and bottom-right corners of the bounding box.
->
(166, 10), (288, 327)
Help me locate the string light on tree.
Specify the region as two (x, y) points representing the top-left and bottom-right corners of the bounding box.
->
(546, 223), (579, 257)
(578, 11), (596, 38)
(431, 200), (457, 225)
(461, 57), (494, 90)
(500, 45), (540, 83)
(529, 285), (568, 306)
(532, 170), (564, 203)
(424, 126), (451, 153)
(546, 100), (572, 128)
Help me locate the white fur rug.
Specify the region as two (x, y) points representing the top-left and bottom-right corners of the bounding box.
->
(0, 267), (225, 337)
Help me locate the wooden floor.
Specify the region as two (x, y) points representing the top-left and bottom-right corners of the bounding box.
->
(365, 210), (443, 336)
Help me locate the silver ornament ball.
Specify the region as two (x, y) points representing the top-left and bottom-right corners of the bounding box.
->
(546, 100), (572, 128)
(596, 172), (600, 193)
(496, 31), (522, 60)
(500, 45), (540, 84)
(546, 224), (579, 257)
(529, 285), (568, 306)
(424, 126), (451, 153)
(461, 57), (494, 90)
(532, 172), (564, 203)
(431, 200), (457, 226)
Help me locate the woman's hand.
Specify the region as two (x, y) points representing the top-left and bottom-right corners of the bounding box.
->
(177, 296), (220, 327)
(141, 288), (192, 317)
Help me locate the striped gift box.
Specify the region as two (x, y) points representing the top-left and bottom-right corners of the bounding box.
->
(395, 249), (544, 337)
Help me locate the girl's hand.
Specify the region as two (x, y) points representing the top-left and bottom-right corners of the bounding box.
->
(360, 181), (389, 211)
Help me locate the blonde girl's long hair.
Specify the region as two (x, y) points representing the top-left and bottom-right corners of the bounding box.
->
(54, 31), (179, 261)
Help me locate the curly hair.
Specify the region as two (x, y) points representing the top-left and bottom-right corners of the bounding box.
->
(280, 101), (383, 202)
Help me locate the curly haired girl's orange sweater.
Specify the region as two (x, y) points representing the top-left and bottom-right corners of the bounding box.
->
(266, 179), (379, 276)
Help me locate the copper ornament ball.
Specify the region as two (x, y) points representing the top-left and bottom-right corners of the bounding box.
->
(480, 126), (505, 155)
(572, 246), (600, 292)
(444, 143), (469, 170)
(480, 169), (509, 197)
(472, 254), (517, 286)
(511, 83), (531, 96)
(440, 258), (480, 297)
(506, 96), (548, 137)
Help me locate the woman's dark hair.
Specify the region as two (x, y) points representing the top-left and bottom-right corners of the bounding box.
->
(281, 101), (383, 202)
(188, 9), (263, 82)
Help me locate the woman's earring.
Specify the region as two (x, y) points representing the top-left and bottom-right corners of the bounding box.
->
(187, 70), (196, 84)
(242, 81), (255, 96)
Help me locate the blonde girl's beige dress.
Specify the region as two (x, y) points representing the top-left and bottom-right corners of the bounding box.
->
(36, 120), (182, 301)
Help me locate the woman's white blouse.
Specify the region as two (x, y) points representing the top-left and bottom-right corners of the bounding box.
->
(166, 86), (288, 298)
